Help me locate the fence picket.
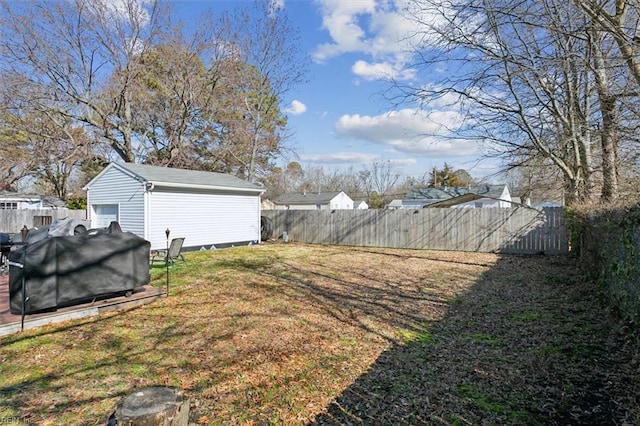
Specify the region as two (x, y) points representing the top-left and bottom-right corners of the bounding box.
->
(0, 209), (87, 235)
(263, 207), (568, 254)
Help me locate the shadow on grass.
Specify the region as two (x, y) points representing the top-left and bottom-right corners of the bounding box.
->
(299, 253), (639, 425)
(1, 245), (638, 424)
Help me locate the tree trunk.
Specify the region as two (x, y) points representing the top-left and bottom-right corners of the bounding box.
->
(599, 95), (619, 202)
(591, 28), (619, 202)
(110, 386), (190, 426)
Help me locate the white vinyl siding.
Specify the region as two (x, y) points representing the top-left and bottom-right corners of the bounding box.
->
(148, 188), (260, 250)
(85, 167), (145, 235)
(85, 163), (264, 250)
(331, 192), (353, 209)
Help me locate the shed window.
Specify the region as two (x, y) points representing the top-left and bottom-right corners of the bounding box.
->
(0, 202), (17, 209)
(474, 202), (483, 208)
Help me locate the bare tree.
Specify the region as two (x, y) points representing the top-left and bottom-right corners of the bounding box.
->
(29, 117), (90, 200)
(0, 0), (168, 163)
(212, 0), (309, 182)
(575, 0), (640, 86)
(359, 160), (401, 200)
(0, 74), (90, 198)
(400, 0), (633, 204)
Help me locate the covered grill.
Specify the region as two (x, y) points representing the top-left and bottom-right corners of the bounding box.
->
(0, 232), (12, 266)
(9, 224), (150, 315)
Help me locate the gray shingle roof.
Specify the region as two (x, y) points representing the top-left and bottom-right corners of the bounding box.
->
(0, 190), (40, 200)
(114, 163), (264, 192)
(273, 191), (343, 205)
(406, 185), (507, 200)
(0, 191), (66, 206)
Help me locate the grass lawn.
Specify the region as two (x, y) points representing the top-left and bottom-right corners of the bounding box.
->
(0, 243), (638, 425)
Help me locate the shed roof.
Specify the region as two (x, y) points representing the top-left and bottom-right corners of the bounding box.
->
(273, 191), (344, 205)
(85, 163), (264, 193)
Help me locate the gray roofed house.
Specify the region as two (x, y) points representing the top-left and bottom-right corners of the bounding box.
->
(0, 190), (67, 210)
(272, 191), (353, 210)
(407, 184), (507, 200)
(392, 184), (512, 209)
(83, 163), (265, 250)
(352, 198), (369, 209)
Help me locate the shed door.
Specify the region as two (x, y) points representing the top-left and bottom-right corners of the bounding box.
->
(93, 204), (119, 228)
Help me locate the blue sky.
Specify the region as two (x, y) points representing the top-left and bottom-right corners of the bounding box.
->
(169, 0), (499, 182)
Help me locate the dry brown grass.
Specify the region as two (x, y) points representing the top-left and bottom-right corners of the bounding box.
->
(0, 243), (638, 425)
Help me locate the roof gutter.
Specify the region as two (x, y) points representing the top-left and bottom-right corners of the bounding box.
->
(149, 181), (265, 194)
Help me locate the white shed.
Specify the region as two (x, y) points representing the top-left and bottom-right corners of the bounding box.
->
(83, 163), (265, 250)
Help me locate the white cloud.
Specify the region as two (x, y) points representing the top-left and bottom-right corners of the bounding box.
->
(313, 1), (413, 61)
(94, 0), (152, 26)
(313, 0), (377, 63)
(271, 0), (285, 11)
(312, 0), (435, 81)
(387, 158), (417, 167)
(352, 59), (415, 81)
(285, 100), (307, 115)
(334, 108), (481, 157)
(300, 152), (379, 164)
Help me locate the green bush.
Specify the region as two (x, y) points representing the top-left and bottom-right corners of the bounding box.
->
(66, 196), (87, 210)
(573, 205), (640, 341)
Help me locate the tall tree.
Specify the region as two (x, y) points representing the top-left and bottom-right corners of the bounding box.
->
(0, 75), (89, 198)
(0, 0), (168, 163)
(126, 29), (223, 168)
(0, 75), (32, 190)
(400, 0), (632, 204)
(575, 0), (640, 87)
(211, 0), (309, 182)
(24, 113), (89, 200)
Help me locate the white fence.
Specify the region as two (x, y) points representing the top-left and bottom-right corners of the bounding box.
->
(262, 207), (568, 254)
(0, 209), (87, 234)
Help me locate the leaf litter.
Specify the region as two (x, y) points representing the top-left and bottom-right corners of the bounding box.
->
(0, 243), (637, 425)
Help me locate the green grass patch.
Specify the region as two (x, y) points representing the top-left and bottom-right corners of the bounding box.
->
(397, 328), (434, 344)
(512, 311), (540, 322)
(465, 332), (501, 346)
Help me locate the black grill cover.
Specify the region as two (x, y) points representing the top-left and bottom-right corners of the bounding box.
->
(9, 231), (150, 314)
(0, 233), (11, 245)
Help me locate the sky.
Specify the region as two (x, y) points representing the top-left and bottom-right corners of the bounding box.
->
(169, 0), (500, 183)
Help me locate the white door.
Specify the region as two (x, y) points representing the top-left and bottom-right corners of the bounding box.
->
(93, 204), (119, 228)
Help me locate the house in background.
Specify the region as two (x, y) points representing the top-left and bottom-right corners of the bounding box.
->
(272, 191), (353, 210)
(83, 163), (265, 250)
(389, 185), (513, 209)
(0, 190), (67, 210)
(353, 199), (369, 209)
(533, 201), (563, 208)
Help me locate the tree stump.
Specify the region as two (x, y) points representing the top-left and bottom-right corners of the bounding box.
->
(110, 387), (189, 426)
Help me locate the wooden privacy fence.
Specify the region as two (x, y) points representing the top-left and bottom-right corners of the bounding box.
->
(0, 209), (87, 234)
(262, 207), (568, 254)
